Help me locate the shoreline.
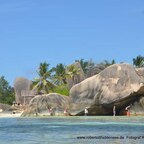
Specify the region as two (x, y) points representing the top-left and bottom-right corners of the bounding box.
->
(0, 112), (22, 118)
(0, 112), (144, 118)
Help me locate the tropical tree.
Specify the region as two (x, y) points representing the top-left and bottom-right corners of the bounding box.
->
(79, 59), (89, 74)
(51, 63), (67, 85)
(102, 59), (115, 67)
(75, 59), (96, 76)
(66, 65), (80, 86)
(0, 76), (15, 105)
(31, 62), (55, 94)
(111, 59), (116, 65)
(86, 59), (116, 77)
(52, 84), (69, 96)
(133, 55), (144, 68)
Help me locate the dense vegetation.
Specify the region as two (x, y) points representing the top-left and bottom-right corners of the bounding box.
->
(31, 56), (144, 96)
(133, 55), (144, 68)
(0, 76), (15, 105)
(0, 55), (143, 104)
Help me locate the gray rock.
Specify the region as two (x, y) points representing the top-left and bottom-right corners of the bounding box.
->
(22, 63), (144, 116)
(69, 63), (144, 115)
(86, 64), (106, 78)
(0, 103), (11, 111)
(128, 97), (144, 115)
(21, 93), (70, 117)
(135, 67), (144, 79)
(13, 77), (35, 104)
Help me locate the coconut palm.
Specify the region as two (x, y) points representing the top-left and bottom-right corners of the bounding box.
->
(66, 65), (81, 86)
(79, 59), (89, 74)
(31, 62), (55, 94)
(86, 59), (116, 77)
(102, 59), (115, 66)
(52, 63), (67, 85)
(133, 55), (144, 68)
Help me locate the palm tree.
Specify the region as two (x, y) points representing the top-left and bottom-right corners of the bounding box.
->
(86, 59), (116, 77)
(52, 63), (67, 85)
(66, 65), (80, 88)
(133, 55), (144, 68)
(79, 59), (89, 74)
(31, 62), (55, 94)
(102, 59), (116, 67)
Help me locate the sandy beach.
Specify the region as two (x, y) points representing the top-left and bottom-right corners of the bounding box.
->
(0, 112), (22, 118)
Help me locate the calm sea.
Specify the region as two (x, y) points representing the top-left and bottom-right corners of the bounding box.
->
(0, 116), (144, 144)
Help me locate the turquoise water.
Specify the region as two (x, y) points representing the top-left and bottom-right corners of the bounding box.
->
(0, 116), (144, 144)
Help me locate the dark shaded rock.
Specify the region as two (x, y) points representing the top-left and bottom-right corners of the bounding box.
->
(69, 63), (144, 115)
(21, 93), (70, 117)
(128, 96), (144, 115)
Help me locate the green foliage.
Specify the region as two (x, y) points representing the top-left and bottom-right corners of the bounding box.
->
(83, 59), (96, 74)
(133, 55), (144, 68)
(31, 59), (116, 95)
(53, 85), (69, 96)
(79, 59), (89, 74)
(80, 59), (116, 77)
(51, 63), (67, 85)
(66, 65), (81, 80)
(0, 76), (15, 105)
(31, 62), (55, 94)
(79, 59), (116, 75)
(111, 59), (116, 65)
(101, 59), (116, 66)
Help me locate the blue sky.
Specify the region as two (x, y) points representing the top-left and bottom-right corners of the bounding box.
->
(0, 0), (144, 86)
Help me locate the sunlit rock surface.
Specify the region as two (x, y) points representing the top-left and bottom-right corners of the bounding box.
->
(69, 63), (144, 115)
(21, 93), (69, 117)
(22, 64), (144, 116)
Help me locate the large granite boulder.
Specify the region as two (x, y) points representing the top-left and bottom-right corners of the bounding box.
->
(135, 67), (144, 78)
(14, 77), (34, 104)
(21, 63), (144, 116)
(21, 93), (70, 117)
(69, 63), (144, 115)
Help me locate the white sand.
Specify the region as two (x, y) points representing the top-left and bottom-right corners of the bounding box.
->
(0, 112), (22, 118)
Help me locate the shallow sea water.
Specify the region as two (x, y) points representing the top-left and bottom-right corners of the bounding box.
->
(0, 116), (144, 144)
